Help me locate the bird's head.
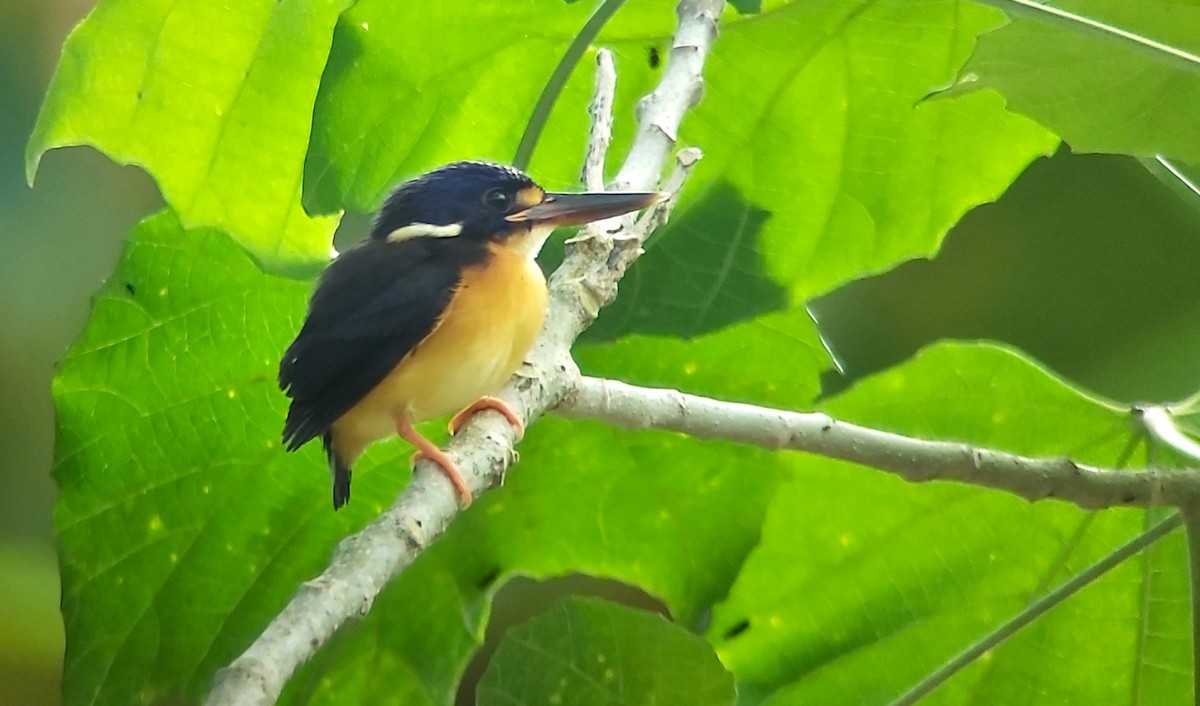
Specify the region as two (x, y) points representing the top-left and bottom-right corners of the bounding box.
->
(369, 161), (665, 257)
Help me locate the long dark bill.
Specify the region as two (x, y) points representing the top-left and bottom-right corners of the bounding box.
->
(506, 191), (667, 226)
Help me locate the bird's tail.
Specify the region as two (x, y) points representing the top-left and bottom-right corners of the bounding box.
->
(322, 432), (352, 510)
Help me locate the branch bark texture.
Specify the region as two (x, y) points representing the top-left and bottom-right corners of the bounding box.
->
(558, 377), (1200, 511)
(206, 1), (724, 704)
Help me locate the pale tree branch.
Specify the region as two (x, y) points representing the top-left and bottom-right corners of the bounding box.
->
(581, 49), (615, 192)
(611, 2), (711, 192)
(557, 376), (1200, 511)
(205, 2), (723, 704)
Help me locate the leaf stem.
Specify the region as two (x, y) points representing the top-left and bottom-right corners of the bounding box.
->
(887, 513), (1182, 706)
(513, 0), (628, 170)
(1140, 406), (1200, 465)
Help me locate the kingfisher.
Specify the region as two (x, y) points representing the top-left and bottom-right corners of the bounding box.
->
(279, 161), (663, 509)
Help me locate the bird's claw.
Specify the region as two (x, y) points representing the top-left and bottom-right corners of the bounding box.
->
(448, 396), (525, 439)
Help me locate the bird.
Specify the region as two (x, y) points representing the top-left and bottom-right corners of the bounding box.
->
(279, 161), (664, 509)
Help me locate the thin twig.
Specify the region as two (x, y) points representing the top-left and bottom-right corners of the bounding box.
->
(1140, 405), (1200, 464)
(634, 146), (701, 239)
(513, 0), (627, 169)
(887, 513), (1182, 706)
(582, 49), (616, 191)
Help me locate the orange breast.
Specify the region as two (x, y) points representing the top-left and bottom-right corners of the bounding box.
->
(331, 242), (548, 460)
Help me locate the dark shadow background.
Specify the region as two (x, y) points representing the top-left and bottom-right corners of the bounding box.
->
(5, 3), (1200, 704)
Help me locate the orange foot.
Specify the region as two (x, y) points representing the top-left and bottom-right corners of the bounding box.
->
(398, 418), (473, 507)
(448, 396), (525, 439)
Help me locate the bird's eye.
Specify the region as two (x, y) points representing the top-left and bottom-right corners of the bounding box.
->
(483, 188), (511, 211)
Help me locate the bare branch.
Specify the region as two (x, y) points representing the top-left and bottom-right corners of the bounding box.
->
(206, 2), (722, 704)
(611, 0), (716, 191)
(633, 146), (701, 240)
(581, 49), (616, 191)
(558, 376), (1200, 511)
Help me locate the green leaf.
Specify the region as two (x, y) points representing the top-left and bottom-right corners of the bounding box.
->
(657, 0), (1058, 301)
(957, 0), (1200, 162)
(1141, 156), (1200, 223)
(1127, 512), (1193, 703)
(579, 308), (830, 409)
(477, 597), (735, 706)
(302, 0), (676, 215)
(809, 150), (1200, 404)
(52, 211), (389, 705)
(586, 180), (789, 342)
(511, 0), (629, 171)
(557, 0), (1059, 382)
(729, 0), (763, 14)
(956, 511), (1191, 706)
(27, 0), (349, 271)
(542, 0), (1066, 346)
(708, 343), (1190, 705)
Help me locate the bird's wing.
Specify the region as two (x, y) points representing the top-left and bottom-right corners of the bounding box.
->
(279, 239), (463, 450)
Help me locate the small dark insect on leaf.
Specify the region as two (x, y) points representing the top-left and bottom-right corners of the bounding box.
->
(648, 46), (661, 69)
(722, 618), (750, 640)
(124, 282), (136, 295)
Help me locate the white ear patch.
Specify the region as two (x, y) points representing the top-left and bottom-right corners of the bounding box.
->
(386, 222), (463, 243)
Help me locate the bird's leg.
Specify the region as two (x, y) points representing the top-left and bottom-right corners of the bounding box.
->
(397, 417), (473, 506)
(448, 396), (525, 439)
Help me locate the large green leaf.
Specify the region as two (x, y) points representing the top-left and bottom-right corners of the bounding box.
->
(301, 0), (675, 215)
(477, 597), (735, 705)
(52, 212), (377, 705)
(809, 150), (1200, 404)
(709, 343), (1190, 705)
(656, 0), (1057, 302)
(547, 0), (1061, 391)
(957, 0), (1200, 162)
(585, 180), (790, 342)
(27, 0), (348, 271)
(56, 210), (789, 704)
